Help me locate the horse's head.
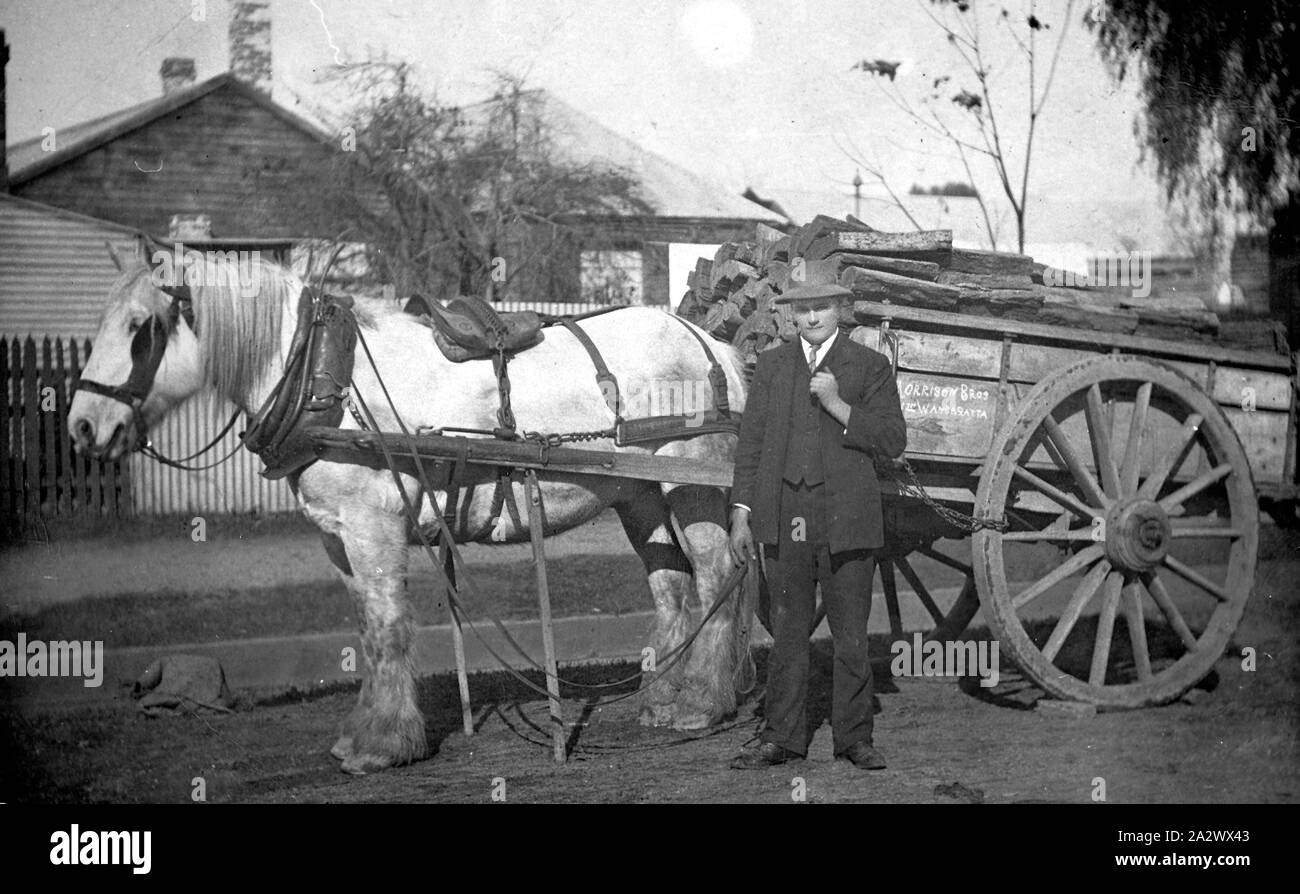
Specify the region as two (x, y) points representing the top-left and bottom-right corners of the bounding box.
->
(69, 251), (205, 460)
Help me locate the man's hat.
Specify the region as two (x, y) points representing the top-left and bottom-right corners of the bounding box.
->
(772, 283), (854, 305)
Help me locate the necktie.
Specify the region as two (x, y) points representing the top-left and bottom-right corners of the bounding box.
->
(807, 344), (818, 374)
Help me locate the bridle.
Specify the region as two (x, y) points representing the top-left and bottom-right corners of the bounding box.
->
(75, 281), (241, 470)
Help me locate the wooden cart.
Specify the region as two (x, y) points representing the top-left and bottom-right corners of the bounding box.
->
(850, 299), (1297, 707)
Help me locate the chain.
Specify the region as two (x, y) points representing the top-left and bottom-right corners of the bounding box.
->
(882, 457), (1009, 533)
(521, 428), (616, 449)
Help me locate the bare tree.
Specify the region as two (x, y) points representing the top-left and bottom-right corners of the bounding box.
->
(291, 64), (651, 301)
(850, 0), (1076, 252)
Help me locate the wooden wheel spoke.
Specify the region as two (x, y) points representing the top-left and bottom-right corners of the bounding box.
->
(1158, 463), (1233, 512)
(1012, 465), (1102, 521)
(879, 559), (904, 639)
(1010, 543), (1105, 610)
(1136, 413), (1203, 500)
(1042, 559), (1111, 663)
(1042, 415), (1111, 508)
(1120, 382), (1152, 495)
(1142, 572), (1199, 650)
(1000, 528), (1098, 542)
(1170, 525), (1241, 539)
(893, 554), (946, 626)
(1161, 555), (1229, 602)
(1086, 383), (1122, 499)
(1089, 572), (1123, 686)
(915, 546), (972, 576)
(1121, 578), (1152, 681)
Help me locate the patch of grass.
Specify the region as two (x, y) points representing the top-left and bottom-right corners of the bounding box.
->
(0, 554), (653, 648)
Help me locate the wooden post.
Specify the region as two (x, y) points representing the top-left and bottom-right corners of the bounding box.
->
(525, 469), (565, 763)
(441, 538), (474, 738)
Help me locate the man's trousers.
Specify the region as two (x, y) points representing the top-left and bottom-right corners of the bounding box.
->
(760, 479), (877, 756)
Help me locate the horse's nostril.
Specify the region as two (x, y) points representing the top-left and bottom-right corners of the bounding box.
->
(75, 418), (94, 441)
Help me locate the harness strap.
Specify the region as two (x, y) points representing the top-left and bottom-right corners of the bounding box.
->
(560, 319), (621, 419)
(665, 314), (732, 417)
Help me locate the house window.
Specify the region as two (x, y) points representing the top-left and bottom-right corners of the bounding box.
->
(580, 250), (643, 305)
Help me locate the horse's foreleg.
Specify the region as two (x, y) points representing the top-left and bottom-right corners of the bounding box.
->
(664, 483), (738, 731)
(333, 514), (427, 775)
(614, 489), (692, 727)
(319, 531), (369, 762)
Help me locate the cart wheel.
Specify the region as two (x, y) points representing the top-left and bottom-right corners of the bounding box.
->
(973, 357), (1258, 707)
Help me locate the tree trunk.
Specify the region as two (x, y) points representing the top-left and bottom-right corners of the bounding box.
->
(1269, 190), (1300, 352)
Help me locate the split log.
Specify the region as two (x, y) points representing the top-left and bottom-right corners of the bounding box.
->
(789, 214), (876, 259)
(710, 259), (758, 294)
(826, 229), (952, 257)
(937, 271), (1035, 289)
(839, 265), (962, 310)
(946, 248), (1034, 276)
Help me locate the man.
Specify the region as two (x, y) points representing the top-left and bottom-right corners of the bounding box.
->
(728, 282), (906, 770)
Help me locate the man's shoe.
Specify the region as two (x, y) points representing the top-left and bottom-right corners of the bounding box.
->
(730, 741), (803, 770)
(838, 741), (887, 770)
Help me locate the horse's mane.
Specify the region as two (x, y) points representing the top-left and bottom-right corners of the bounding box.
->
(187, 256), (293, 402)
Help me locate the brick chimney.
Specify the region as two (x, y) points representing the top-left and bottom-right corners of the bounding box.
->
(161, 57), (196, 94)
(229, 1), (272, 95)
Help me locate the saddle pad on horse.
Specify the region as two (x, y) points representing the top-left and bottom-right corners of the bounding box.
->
(409, 294), (544, 362)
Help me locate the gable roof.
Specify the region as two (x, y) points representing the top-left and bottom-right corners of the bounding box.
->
(464, 89), (779, 222)
(7, 73), (335, 186)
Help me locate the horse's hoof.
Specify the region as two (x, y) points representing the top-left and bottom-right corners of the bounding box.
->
(671, 711), (714, 731)
(330, 736), (355, 761)
(639, 703), (675, 727)
(339, 752), (397, 776)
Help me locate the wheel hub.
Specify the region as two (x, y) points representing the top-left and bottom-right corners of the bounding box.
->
(1103, 499), (1171, 572)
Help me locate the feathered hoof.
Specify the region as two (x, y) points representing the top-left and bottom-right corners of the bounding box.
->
(339, 751), (398, 776)
(329, 735), (355, 761)
(638, 702), (676, 727)
(670, 711), (717, 731)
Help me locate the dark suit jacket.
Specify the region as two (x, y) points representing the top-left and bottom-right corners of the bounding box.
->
(731, 331), (907, 552)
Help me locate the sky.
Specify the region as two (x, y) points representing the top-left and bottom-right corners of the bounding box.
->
(1, 0), (1172, 250)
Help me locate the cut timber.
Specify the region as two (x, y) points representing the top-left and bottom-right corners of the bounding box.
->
(937, 271), (1035, 289)
(831, 229), (953, 256)
(702, 300), (743, 338)
(840, 265), (961, 310)
(947, 248), (1034, 276)
(1038, 290), (1139, 333)
(955, 288), (1044, 319)
(770, 236), (791, 263)
(823, 252), (941, 281)
(790, 214), (876, 259)
(711, 259), (758, 293)
(755, 223), (786, 266)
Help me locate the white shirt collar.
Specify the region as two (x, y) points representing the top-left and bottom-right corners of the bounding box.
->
(799, 327), (839, 368)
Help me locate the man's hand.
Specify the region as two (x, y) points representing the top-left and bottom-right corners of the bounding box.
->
(728, 508), (754, 566)
(810, 370), (841, 404)
(810, 371), (851, 427)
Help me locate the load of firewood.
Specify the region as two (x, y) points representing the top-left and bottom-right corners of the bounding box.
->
(675, 214), (1250, 373)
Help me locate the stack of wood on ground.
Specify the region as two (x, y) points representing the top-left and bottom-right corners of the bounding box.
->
(675, 214), (1280, 373)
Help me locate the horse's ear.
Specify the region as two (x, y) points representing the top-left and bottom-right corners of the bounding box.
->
(106, 241), (125, 271)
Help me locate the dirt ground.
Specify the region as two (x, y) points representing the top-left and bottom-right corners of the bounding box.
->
(3, 550), (1297, 804)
